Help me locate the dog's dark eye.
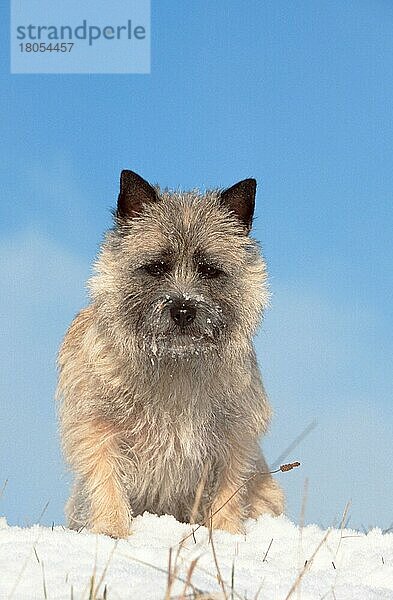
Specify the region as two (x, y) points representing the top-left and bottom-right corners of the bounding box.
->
(143, 260), (170, 276)
(197, 262), (223, 279)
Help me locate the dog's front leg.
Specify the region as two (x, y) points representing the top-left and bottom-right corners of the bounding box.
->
(64, 417), (132, 538)
(207, 445), (250, 534)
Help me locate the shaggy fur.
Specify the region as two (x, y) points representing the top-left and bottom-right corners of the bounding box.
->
(57, 170), (284, 538)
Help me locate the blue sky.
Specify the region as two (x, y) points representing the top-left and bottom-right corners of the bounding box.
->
(1, 1), (392, 531)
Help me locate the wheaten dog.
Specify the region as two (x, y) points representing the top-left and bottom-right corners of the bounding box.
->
(57, 170), (284, 537)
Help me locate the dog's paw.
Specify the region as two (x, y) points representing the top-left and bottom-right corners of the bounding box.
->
(90, 519), (131, 539)
(210, 514), (245, 535)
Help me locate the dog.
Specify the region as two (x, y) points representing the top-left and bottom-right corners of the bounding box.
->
(57, 170), (284, 537)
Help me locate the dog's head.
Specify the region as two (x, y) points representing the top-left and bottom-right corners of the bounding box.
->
(90, 170), (269, 359)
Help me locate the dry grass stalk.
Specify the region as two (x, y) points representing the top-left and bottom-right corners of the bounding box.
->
(0, 478), (8, 501)
(271, 422), (317, 470)
(285, 528), (332, 599)
(190, 464), (210, 526)
(262, 538), (273, 562)
(179, 463), (300, 547)
(93, 538), (119, 599)
(178, 557), (200, 599)
(207, 511), (228, 600)
(116, 548), (204, 597)
(297, 477), (309, 600)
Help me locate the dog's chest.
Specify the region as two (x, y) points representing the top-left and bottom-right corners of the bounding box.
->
(122, 426), (200, 517)
(124, 409), (210, 467)
(120, 401), (216, 507)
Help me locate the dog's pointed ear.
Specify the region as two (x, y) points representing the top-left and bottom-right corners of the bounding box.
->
(117, 170), (158, 220)
(220, 178), (256, 233)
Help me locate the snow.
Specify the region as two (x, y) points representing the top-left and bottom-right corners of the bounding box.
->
(0, 513), (392, 600)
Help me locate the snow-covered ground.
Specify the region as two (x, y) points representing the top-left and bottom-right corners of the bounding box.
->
(0, 513), (392, 600)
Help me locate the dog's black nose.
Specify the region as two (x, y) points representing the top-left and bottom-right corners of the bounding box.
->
(170, 301), (196, 327)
